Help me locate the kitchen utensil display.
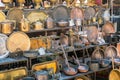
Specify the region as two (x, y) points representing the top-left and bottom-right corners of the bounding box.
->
(61, 45), (77, 76)
(7, 31), (30, 53)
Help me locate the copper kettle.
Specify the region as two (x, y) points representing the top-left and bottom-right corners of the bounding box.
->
(19, 15), (30, 32)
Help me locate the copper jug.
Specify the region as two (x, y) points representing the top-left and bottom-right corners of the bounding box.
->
(19, 15), (30, 32)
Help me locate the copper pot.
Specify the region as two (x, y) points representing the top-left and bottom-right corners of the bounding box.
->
(0, 22), (14, 34)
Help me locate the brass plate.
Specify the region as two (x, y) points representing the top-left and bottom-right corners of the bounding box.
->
(26, 11), (48, 23)
(32, 60), (57, 74)
(0, 67), (27, 80)
(0, 11), (6, 22)
(7, 31), (30, 53)
(109, 69), (120, 80)
(75, 75), (92, 80)
(7, 8), (23, 24)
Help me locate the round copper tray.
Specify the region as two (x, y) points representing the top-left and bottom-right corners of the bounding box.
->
(26, 11), (48, 23)
(7, 31), (30, 53)
(87, 26), (98, 43)
(84, 7), (96, 20)
(52, 5), (69, 21)
(0, 11), (6, 22)
(70, 7), (84, 20)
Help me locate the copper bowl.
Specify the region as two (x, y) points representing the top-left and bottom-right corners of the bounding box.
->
(78, 64), (89, 73)
(57, 21), (68, 27)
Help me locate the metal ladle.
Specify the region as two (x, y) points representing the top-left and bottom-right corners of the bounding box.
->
(61, 45), (77, 76)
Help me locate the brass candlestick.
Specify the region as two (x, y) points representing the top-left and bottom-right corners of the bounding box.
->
(50, 0), (57, 8)
(65, 0), (72, 7)
(1, 0), (13, 10)
(34, 0), (42, 9)
(18, 0), (25, 9)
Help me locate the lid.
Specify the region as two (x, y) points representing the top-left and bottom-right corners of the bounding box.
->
(0, 11), (6, 22)
(7, 31), (30, 53)
(52, 5), (69, 22)
(26, 11), (48, 23)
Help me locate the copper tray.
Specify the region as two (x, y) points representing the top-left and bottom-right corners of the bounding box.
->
(102, 21), (115, 35)
(84, 7), (96, 20)
(52, 5), (69, 22)
(32, 60), (58, 74)
(0, 11), (6, 22)
(0, 67), (27, 80)
(104, 45), (117, 58)
(70, 7), (84, 20)
(7, 31), (30, 53)
(26, 11), (48, 23)
(87, 26), (98, 43)
(7, 8), (23, 24)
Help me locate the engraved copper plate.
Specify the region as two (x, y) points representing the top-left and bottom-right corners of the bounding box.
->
(70, 7), (84, 20)
(84, 7), (96, 20)
(52, 5), (69, 21)
(7, 31), (30, 53)
(7, 8), (23, 24)
(26, 11), (48, 23)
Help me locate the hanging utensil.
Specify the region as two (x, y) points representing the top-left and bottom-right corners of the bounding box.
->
(61, 45), (77, 76)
